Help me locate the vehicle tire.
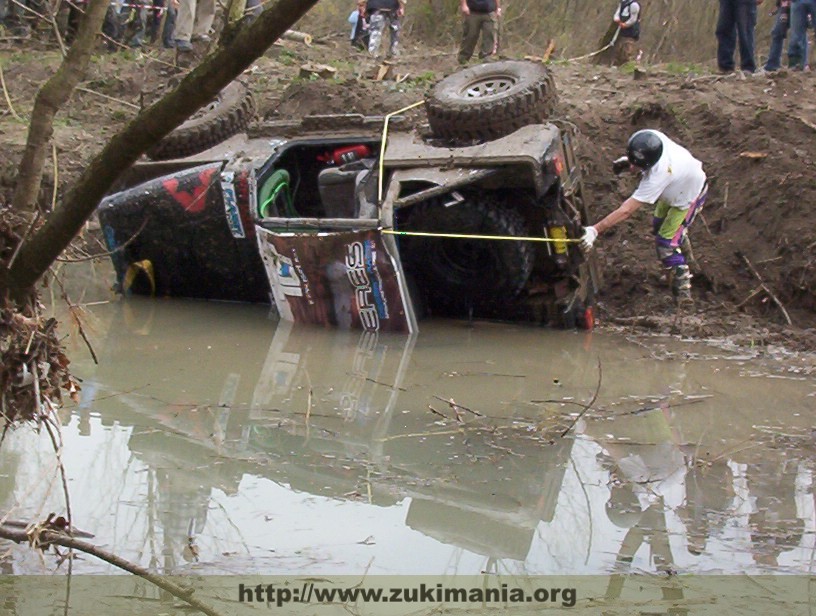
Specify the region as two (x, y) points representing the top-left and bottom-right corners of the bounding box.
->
(399, 194), (534, 314)
(425, 60), (557, 142)
(146, 81), (256, 161)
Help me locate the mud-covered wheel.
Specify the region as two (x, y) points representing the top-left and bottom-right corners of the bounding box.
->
(399, 194), (534, 314)
(425, 60), (557, 142)
(147, 81), (256, 161)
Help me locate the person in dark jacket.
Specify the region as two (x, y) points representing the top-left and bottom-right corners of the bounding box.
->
(457, 0), (501, 65)
(715, 0), (765, 74)
(357, 0), (405, 58)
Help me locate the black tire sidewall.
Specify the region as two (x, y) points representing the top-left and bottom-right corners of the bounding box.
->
(401, 195), (534, 311)
(425, 60), (557, 141)
(147, 81), (256, 161)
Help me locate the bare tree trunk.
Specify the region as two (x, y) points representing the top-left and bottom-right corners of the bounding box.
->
(2, 0), (321, 304)
(10, 0), (110, 214)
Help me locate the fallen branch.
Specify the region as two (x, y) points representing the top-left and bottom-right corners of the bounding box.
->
(76, 86), (141, 110)
(0, 60), (23, 122)
(735, 284), (763, 309)
(432, 394), (483, 417)
(281, 29), (313, 45)
(560, 357), (602, 437)
(738, 252), (792, 325)
(0, 525), (226, 616)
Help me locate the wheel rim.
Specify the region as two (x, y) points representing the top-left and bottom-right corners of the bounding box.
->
(460, 74), (517, 98)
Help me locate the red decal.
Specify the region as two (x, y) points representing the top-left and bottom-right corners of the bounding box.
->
(163, 167), (218, 213)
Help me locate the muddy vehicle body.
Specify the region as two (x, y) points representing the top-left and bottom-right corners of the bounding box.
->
(98, 61), (599, 333)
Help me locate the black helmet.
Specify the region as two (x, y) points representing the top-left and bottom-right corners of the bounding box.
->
(626, 130), (663, 169)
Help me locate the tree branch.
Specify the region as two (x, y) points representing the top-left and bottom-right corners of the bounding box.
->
(0, 525), (226, 616)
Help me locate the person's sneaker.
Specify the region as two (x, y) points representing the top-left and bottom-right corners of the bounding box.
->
(175, 39), (193, 52)
(191, 33), (211, 43)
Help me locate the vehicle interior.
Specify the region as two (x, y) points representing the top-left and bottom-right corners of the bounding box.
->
(254, 138), (382, 224)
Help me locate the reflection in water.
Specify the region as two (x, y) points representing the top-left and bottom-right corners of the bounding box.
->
(1, 298), (815, 579)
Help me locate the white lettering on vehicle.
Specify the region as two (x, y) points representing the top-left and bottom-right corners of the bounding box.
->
(345, 240), (385, 332)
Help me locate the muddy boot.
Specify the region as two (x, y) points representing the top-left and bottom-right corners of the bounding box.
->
(670, 264), (694, 309)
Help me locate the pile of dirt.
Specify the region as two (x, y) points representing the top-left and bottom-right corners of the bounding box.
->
(1, 34), (814, 353)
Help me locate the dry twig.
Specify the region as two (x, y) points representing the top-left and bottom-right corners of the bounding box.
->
(738, 252), (793, 325)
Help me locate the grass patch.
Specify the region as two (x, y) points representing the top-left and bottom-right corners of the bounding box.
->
(661, 61), (706, 75)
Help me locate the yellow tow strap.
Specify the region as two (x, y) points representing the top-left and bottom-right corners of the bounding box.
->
(123, 259), (156, 295)
(378, 100), (426, 203)
(382, 229), (581, 242)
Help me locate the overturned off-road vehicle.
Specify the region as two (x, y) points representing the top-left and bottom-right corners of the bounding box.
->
(97, 61), (599, 333)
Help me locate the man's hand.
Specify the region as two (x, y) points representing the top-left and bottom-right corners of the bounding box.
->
(612, 156), (630, 174)
(580, 226), (598, 251)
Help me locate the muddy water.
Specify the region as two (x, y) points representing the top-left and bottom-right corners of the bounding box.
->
(2, 295), (815, 578)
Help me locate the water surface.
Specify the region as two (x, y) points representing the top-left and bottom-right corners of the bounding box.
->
(2, 295), (815, 580)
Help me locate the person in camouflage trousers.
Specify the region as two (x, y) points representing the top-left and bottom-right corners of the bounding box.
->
(358, 0), (405, 58)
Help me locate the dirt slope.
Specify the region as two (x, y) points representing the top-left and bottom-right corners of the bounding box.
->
(1, 35), (814, 351)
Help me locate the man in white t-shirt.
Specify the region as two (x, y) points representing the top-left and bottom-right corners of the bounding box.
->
(580, 130), (708, 305)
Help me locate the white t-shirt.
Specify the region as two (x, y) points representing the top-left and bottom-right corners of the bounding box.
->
(631, 131), (706, 210)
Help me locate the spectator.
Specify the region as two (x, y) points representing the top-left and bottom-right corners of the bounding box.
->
(763, 0), (791, 72)
(242, 0), (262, 23)
(715, 0), (765, 74)
(348, 8), (369, 50)
(0, 0), (44, 37)
(174, 0), (215, 52)
(612, 0), (641, 66)
(148, 0), (177, 49)
(457, 0), (501, 65)
(123, 0), (150, 48)
(787, 0), (816, 69)
(581, 130), (708, 307)
(357, 0), (404, 59)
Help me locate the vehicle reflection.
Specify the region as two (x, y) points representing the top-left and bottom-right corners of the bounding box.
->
(49, 300), (816, 576)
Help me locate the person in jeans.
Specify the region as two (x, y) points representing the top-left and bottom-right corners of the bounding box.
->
(357, 0), (405, 58)
(787, 0), (816, 69)
(147, 0), (177, 48)
(764, 0), (792, 71)
(715, 0), (765, 73)
(457, 0), (501, 65)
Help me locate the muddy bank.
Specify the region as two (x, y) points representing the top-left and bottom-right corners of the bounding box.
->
(0, 36), (814, 353)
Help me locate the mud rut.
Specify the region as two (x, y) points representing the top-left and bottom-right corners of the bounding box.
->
(1, 38), (814, 353)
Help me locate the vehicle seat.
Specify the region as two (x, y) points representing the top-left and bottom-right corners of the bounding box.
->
(258, 168), (293, 218)
(354, 165), (379, 219)
(318, 163), (362, 218)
